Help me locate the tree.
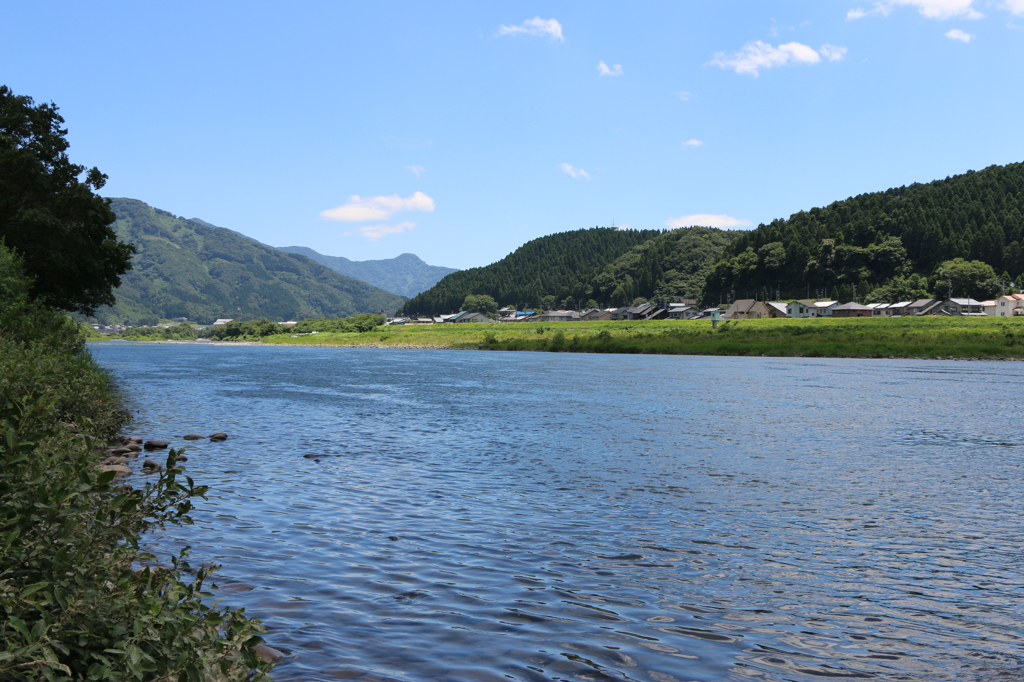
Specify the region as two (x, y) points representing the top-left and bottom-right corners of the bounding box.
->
(0, 85), (135, 314)
(932, 258), (999, 300)
(462, 294), (498, 316)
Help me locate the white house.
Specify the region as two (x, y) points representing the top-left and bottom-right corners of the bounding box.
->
(992, 294), (1024, 316)
(786, 300), (837, 318)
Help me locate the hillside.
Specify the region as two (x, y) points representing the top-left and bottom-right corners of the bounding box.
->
(590, 226), (741, 305)
(86, 199), (406, 325)
(277, 246), (457, 297)
(705, 162), (1024, 303)
(401, 227), (663, 316)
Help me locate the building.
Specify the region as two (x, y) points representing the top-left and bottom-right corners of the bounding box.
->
(786, 300), (837, 318)
(830, 302), (874, 318)
(724, 299), (774, 319)
(992, 293), (1024, 316)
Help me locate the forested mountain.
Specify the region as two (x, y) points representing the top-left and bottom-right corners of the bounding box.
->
(590, 227), (741, 305)
(277, 246), (457, 297)
(401, 227), (663, 315)
(86, 199), (406, 325)
(705, 162), (1024, 303)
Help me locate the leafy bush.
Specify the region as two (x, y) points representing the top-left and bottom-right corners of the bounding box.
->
(0, 244), (270, 680)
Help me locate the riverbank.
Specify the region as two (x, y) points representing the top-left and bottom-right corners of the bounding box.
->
(260, 317), (1024, 359)
(1, 245), (272, 680)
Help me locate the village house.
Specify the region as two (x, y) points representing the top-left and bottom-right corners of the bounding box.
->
(939, 298), (985, 315)
(830, 302), (874, 317)
(446, 311), (495, 323)
(533, 310), (579, 323)
(724, 299), (774, 319)
(992, 293), (1024, 316)
(667, 304), (700, 320)
(785, 300), (837, 318)
(906, 298), (943, 315)
(581, 308), (612, 321)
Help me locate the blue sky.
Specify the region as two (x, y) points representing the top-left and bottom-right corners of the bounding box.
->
(4, 1), (1024, 269)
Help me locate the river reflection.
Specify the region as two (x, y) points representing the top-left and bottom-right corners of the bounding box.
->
(89, 342), (1024, 681)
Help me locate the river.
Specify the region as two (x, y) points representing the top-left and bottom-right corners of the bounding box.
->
(89, 341), (1024, 681)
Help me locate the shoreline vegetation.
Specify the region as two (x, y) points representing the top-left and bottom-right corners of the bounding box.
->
(1, 244), (273, 679)
(261, 317), (1024, 358)
(100, 317), (1024, 360)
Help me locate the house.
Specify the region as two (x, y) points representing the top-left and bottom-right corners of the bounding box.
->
(724, 299), (774, 319)
(906, 298), (943, 316)
(534, 310), (579, 322)
(992, 293), (1024, 316)
(212, 318), (235, 326)
(938, 298), (984, 315)
(623, 304), (658, 320)
(581, 308), (612, 321)
(785, 300), (837, 318)
(606, 306), (630, 321)
(830, 302), (874, 318)
(667, 304), (699, 320)
(645, 307), (669, 320)
(766, 302), (788, 318)
(446, 311), (495, 323)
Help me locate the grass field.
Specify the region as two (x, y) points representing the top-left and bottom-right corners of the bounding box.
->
(262, 316), (1024, 359)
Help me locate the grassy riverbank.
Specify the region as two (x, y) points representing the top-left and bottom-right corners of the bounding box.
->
(0, 245), (270, 680)
(263, 316), (1024, 358)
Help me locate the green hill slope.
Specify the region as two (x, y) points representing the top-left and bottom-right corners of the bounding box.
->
(705, 162), (1024, 302)
(590, 226), (741, 305)
(401, 227), (663, 316)
(277, 247), (457, 298)
(87, 199), (406, 325)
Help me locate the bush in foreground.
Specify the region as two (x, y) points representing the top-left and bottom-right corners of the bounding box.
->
(0, 244), (271, 680)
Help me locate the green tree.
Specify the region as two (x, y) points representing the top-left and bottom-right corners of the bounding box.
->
(933, 258), (999, 300)
(462, 293), (498, 315)
(0, 86), (135, 314)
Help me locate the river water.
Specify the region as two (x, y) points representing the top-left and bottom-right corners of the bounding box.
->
(89, 342), (1024, 681)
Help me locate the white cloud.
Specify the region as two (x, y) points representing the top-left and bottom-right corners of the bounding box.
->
(497, 17), (564, 41)
(558, 163), (591, 180)
(321, 191), (435, 222)
(676, 91), (693, 101)
(819, 44), (849, 61)
(683, 139), (704, 147)
(597, 61), (624, 76)
(342, 222), (416, 241)
(709, 41), (846, 76)
(1006, 0), (1024, 15)
(665, 214), (753, 229)
(406, 165), (425, 178)
(847, 1), (983, 20)
(946, 28), (973, 40)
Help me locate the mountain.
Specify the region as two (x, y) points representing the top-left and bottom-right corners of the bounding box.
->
(589, 226), (742, 305)
(86, 199), (406, 325)
(705, 161), (1024, 303)
(276, 246), (457, 298)
(401, 227), (666, 316)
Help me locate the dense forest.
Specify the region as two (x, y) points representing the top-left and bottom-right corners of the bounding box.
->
(87, 199), (407, 325)
(590, 226), (741, 305)
(402, 227), (663, 315)
(402, 226), (740, 315)
(277, 247), (457, 298)
(705, 162), (1024, 303)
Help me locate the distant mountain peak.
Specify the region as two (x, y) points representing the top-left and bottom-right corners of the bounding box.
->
(276, 246), (457, 298)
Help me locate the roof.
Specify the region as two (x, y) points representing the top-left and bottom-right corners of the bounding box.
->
(812, 301), (838, 308)
(832, 301), (872, 310)
(767, 302), (788, 313)
(949, 298), (981, 305)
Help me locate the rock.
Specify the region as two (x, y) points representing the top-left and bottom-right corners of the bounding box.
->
(98, 464), (131, 479)
(125, 444), (142, 452)
(142, 459), (161, 472)
(120, 436), (142, 445)
(209, 432), (228, 441)
(255, 644), (286, 664)
(107, 447), (132, 455)
(302, 454), (319, 458)
(175, 455), (188, 462)
(183, 434), (205, 440)
(144, 440), (169, 450)
(103, 456), (129, 465)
